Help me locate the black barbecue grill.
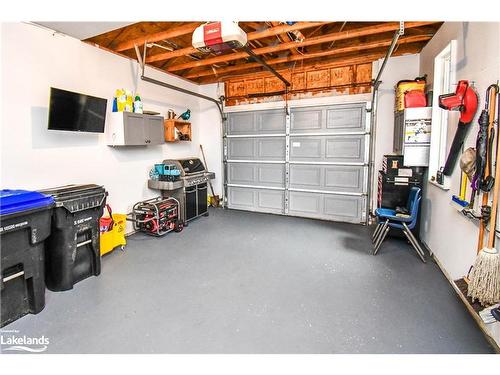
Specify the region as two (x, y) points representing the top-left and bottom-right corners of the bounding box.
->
(148, 158), (215, 223)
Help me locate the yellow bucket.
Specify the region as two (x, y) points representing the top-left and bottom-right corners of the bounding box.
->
(100, 213), (127, 256)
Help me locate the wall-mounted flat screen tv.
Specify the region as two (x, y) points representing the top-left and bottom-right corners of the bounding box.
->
(48, 87), (107, 133)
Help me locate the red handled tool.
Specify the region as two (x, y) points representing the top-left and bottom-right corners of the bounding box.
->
(439, 80), (479, 176)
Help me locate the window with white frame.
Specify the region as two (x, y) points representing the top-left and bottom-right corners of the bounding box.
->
(428, 40), (457, 188)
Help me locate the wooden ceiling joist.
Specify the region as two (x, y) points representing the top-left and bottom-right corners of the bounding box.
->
(185, 34), (432, 80)
(145, 22), (329, 63)
(114, 22), (202, 52)
(164, 21), (437, 73)
(270, 21), (300, 55)
(244, 22), (266, 31)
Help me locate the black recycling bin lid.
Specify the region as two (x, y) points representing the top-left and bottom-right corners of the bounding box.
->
(39, 184), (107, 213)
(0, 189), (54, 217)
(39, 184), (104, 200)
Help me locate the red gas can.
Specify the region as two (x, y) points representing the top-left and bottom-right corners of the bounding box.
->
(404, 90), (427, 108)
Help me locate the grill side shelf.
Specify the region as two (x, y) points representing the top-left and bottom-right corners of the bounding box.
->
(148, 180), (184, 191)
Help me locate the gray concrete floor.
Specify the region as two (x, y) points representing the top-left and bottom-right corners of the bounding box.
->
(2, 208), (495, 353)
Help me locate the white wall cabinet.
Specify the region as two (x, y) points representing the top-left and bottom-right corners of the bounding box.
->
(107, 112), (165, 146)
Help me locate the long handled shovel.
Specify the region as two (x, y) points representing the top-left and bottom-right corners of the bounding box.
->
(468, 86), (500, 306)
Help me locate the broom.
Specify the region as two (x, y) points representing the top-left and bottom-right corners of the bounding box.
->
(468, 88), (500, 306)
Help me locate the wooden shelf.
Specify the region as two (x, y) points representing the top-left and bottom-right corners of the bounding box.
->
(430, 251), (500, 352)
(164, 119), (191, 142)
(452, 278), (500, 352)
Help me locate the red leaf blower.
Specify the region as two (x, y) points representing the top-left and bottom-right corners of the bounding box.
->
(439, 80), (479, 175)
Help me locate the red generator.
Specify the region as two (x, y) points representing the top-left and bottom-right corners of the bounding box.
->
(132, 197), (183, 236)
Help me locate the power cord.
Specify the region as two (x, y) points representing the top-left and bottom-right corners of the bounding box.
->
(461, 207), (500, 234)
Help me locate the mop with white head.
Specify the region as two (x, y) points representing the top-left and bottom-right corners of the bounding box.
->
(468, 246), (500, 305)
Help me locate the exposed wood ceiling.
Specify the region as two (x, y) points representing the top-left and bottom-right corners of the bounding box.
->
(84, 21), (443, 85)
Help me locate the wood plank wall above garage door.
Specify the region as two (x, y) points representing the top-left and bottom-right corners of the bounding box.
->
(225, 63), (372, 106)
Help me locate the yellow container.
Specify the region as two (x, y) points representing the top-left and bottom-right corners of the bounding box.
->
(395, 81), (426, 111)
(115, 89), (126, 112)
(100, 213), (127, 256)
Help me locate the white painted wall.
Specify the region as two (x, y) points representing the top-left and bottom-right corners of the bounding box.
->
(198, 83), (224, 197)
(0, 22), (212, 232)
(419, 22), (500, 346)
(370, 54), (420, 211)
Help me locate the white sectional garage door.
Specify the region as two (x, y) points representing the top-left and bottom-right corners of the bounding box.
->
(224, 103), (369, 224)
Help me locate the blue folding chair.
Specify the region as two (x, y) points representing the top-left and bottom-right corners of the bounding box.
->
(371, 187), (426, 262)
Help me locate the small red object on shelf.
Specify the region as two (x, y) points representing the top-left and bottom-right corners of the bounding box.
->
(404, 90), (427, 108)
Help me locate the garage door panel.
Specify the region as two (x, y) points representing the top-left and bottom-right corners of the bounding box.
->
(290, 135), (365, 163)
(325, 136), (365, 162)
(257, 138), (285, 159)
(289, 192), (320, 214)
(258, 164), (285, 185)
(228, 138), (254, 159)
(228, 187), (284, 214)
(228, 138), (286, 160)
(227, 163), (284, 188)
(227, 112), (255, 135)
(257, 110), (286, 133)
(323, 195), (364, 222)
(291, 104), (366, 134)
(229, 187), (255, 207)
(227, 110), (285, 135)
(290, 164), (365, 193)
(228, 163), (255, 184)
(324, 166), (366, 193)
(290, 108), (323, 131)
(326, 106), (365, 132)
(289, 165), (321, 188)
(289, 191), (364, 223)
(290, 138), (322, 159)
(258, 190), (285, 211)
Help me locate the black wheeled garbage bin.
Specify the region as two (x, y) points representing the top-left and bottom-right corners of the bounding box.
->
(0, 189), (54, 327)
(39, 184), (107, 291)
